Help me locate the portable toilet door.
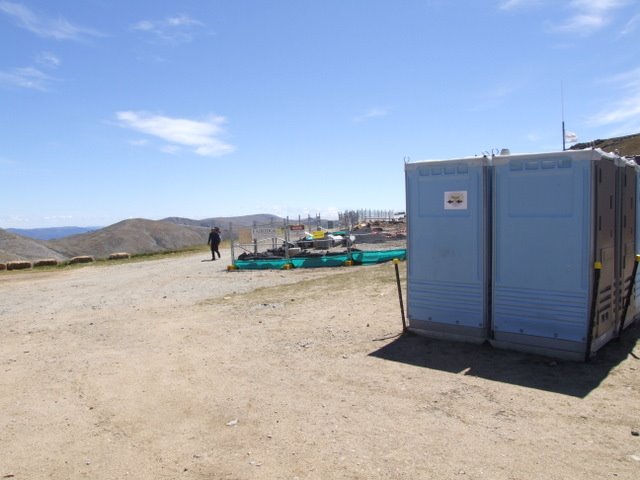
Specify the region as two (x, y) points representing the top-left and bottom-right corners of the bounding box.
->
(619, 159), (640, 330)
(490, 149), (619, 361)
(589, 153), (619, 354)
(404, 156), (491, 343)
(634, 161), (640, 324)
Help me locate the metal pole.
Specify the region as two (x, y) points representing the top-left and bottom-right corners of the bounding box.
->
(284, 217), (290, 260)
(229, 222), (235, 265)
(561, 81), (566, 151)
(618, 254), (640, 337)
(253, 221), (257, 254)
(393, 258), (407, 332)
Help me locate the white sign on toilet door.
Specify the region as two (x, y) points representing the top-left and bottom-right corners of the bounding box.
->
(444, 191), (468, 210)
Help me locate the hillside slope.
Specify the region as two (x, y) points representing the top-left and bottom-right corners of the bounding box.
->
(46, 219), (209, 260)
(0, 229), (68, 263)
(571, 132), (640, 157)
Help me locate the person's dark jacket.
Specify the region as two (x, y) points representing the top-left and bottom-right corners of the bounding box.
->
(208, 231), (221, 246)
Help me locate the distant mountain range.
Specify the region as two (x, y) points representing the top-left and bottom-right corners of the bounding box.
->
(5, 214), (287, 242)
(0, 214), (287, 263)
(7, 226), (101, 240)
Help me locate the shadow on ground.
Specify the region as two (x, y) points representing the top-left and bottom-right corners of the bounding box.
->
(369, 322), (640, 398)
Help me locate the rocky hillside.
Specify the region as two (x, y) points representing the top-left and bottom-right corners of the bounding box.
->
(0, 229), (68, 263)
(45, 218), (209, 260)
(571, 132), (640, 157)
(0, 215), (288, 264)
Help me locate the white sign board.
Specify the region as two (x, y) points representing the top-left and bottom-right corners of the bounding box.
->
(444, 191), (468, 210)
(252, 227), (277, 240)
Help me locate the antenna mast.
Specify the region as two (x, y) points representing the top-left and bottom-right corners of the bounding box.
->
(561, 81), (566, 151)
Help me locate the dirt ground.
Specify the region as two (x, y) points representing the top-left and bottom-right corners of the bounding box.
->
(1, 247), (639, 480)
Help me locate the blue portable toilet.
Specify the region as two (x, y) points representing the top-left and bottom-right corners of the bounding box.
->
(490, 149), (631, 360)
(404, 156), (491, 343)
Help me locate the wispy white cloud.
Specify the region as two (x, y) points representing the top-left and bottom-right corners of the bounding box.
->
(553, 0), (631, 34)
(166, 15), (202, 28)
(0, 214), (114, 229)
(35, 51), (60, 69)
(0, 214), (32, 227)
(499, 0), (542, 11)
(131, 14), (204, 44)
(352, 107), (389, 123)
(0, 49), (61, 91)
(469, 83), (518, 112)
(0, 0), (102, 40)
(43, 215), (74, 222)
(0, 66), (55, 90)
(160, 144), (181, 155)
(499, 0), (634, 35)
(526, 132), (541, 142)
(116, 111), (235, 157)
(586, 68), (640, 134)
(0, 156), (17, 166)
(620, 12), (640, 36)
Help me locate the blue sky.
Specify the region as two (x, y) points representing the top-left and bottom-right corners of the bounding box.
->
(1, 0), (639, 228)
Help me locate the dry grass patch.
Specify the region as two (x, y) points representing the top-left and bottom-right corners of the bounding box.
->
(202, 262), (405, 308)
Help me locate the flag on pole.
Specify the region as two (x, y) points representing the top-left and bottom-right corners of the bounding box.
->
(564, 130), (578, 143)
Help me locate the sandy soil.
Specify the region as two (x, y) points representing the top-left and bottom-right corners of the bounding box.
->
(1, 248), (639, 480)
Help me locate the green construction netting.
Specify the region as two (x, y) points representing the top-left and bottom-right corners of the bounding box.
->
(232, 249), (406, 270)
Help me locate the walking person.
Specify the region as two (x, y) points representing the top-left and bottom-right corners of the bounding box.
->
(214, 227), (222, 258)
(207, 227), (221, 260)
